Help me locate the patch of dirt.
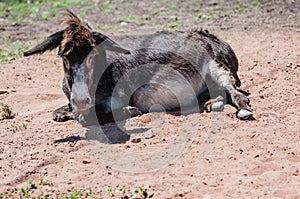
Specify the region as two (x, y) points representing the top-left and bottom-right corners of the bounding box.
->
(0, 0), (299, 198)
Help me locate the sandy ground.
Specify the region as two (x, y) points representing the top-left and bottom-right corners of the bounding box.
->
(0, 1), (299, 198)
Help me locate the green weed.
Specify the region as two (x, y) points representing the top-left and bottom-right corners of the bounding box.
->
(149, 8), (160, 15)
(0, 0), (89, 24)
(19, 179), (37, 197)
(197, 13), (217, 20)
(9, 123), (28, 132)
(117, 15), (139, 22)
(98, 0), (116, 14)
(97, 24), (116, 31)
(163, 21), (181, 28)
(0, 102), (15, 120)
(0, 41), (32, 61)
(0, 178), (152, 198)
(130, 185), (152, 198)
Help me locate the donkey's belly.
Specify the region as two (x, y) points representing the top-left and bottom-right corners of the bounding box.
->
(131, 76), (207, 112)
(109, 54), (208, 112)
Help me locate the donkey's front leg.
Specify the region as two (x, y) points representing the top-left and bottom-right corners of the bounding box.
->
(208, 61), (253, 120)
(81, 106), (142, 125)
(53, 103), (75, 122)
(99, 106), (142, 124)
(53, 78), (74, 122)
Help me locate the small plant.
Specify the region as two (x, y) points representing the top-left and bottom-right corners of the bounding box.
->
(149, 8), (160, 15)
(28, 179), (38, 190)
(250, 0), (260, 9)
(20, 187), (30, 196)
(97, 24), (116, 31)
(197, 13), (217, 20)
(39, 178), (48, 186)
(98, 0), (115, 13)
(117, 185), (127, 199)
(107, 187), (114, 197)
(0, 41), (32, 61)
(84, 188), (96, 198)
(0, 181), (152, 198)
(19, 179), (38, 197)
(131, 185), (152, 199)
(99, 0), (111, 8)
(168, 1), (177, 11)
(9, 123), (28, 132)
(163, 21), (180, 28)
(65, 189), (83, 199)
(0, 102), (15, 120)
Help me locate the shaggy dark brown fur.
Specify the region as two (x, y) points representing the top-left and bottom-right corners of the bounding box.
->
(24, 10), (253, 124)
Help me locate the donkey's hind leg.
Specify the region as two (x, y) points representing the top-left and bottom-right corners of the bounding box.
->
(207, 61), (253, 120)
(53, 103), (75, 122)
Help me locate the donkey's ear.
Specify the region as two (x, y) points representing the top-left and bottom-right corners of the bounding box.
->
(92, 32), (130, 54)
(24, 30), (64, 56)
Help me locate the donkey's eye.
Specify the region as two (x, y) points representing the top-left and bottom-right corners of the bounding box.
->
(60, 42), (74, 56)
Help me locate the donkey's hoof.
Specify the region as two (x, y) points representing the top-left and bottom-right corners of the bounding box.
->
(236, 109), (253, 120)
(211, 101), (224, 112)
(204, 96), (224, 112)
(53, 111), (74, 122)
(205, 101), (224, 112)
(53, 112), (67, 122)
(123, 106), (142, 117)
(53, 104), (75, 122)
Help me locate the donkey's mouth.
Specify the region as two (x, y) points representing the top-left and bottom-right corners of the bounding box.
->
(73, 106), (90, 114)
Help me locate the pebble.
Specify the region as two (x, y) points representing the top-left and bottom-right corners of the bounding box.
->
(82, 159), (91, 164)
(0, 90), (8, 95)
(131, 138), (141, 143)
(120, 21), (128, 26)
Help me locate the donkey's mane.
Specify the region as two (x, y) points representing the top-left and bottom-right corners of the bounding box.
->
(61, 10), (95, 47)
(190, 28), (219, 40)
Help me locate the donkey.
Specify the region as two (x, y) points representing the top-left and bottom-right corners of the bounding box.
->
(24, 10), (252, 124)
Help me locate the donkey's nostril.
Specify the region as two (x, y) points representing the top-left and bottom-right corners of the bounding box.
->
(85, 97), (91, 104)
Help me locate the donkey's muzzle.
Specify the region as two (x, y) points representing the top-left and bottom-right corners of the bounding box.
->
(71, 96), (92, 113)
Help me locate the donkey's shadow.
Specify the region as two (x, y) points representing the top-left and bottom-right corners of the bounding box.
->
(54, 122), (149, 144)
(54, 105), (204, 145)
(80, 101), (208, 144)
(84, 122), (150, 144)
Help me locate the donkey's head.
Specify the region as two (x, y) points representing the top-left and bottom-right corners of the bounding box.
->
(24, 10), (129, 113)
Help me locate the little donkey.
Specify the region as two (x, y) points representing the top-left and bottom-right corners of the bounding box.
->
(24, 10), (253, 125)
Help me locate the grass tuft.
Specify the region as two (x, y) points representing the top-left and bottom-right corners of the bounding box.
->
(0, 102), (15, 120)
(0, 178), (153, 198)
(0, 41), (32, 61)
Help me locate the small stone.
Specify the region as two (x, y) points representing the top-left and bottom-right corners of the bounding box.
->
(0, 90), (8, 95)
(140, 115), (151, 123)
(82, 159), (91, 164)
(131, 138), (141, 143)
(120, 21), (128, 26)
